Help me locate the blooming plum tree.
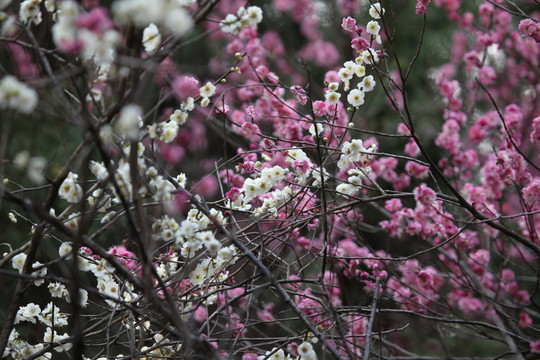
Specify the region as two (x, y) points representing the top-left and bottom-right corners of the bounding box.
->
(0, 0), (539, 359)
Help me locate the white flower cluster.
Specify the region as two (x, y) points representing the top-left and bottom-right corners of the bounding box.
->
(61, 242), (130, 307)
(11, 253), (46, 285)
(148, 98), (193, 143)
(6, 238), (144, 358)
(324, 82), (341, 105)
(241, 165), (288, 202)
(337, 139), (376, 171)
(59, 172), (83, 203)
(19, 0), (42, 24)
(0, 76), (38, 114)
(148, 118), (179, 143)
(8, 299), (72, 358)
(150, 211), (238, 293)
(113, 0), (194, 36)
(12, 151), (47, 184)
(253, 186), (295, 217)
(220, 6), (263, 35)
(338, 58), (377, 106)
(336, 168), (371, 196)
(259, 348), (287, 360)
(89, 161), (108, 186)
(328, 4), (384, 109)
(65, 211), (81, 231)
(52, 1), (120, 66)
(140, 333), (180, 359)
(336, 139), (376, 196)
(170, 109), (189, 126)
(112, 158), (139, 201)
(88, 143), (181, 221)
(146, 166), (177, 202)
(199, 81), (216, 108)
(226, 193), (252, 212)
(286, 148), (314, 183)
(175, 208), (226, 254)
(367, 2), (384, 38)
(87, 188), (112, 212)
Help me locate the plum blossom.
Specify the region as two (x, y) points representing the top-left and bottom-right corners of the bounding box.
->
(142, 23), (161, 54)
(0, 76), (38, 114)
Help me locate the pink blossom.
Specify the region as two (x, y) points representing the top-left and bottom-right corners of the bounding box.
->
(215, 104), (230, 114)
(530, 340), (540, 353)
(82, 0), (100, 10)
(405, 161), (429, 179)
(522, 178), (540, 207)
(519, 312), (532, 328)
(290, 85), (307, 104)
(501, 269), (515, 283)
(478, 3), (494, 28)
(397, 123), (411, 135)
(108, 245), (137, 271)
(312, 100), (327, 117)
(414, 183), (436, 206)
(470, 249), (490, 265)
(351, 37), (370, 52)
(172, 75), (200, 101)
(477, 66), (496, 85)
(393, 173), (411, 191)
(7, 44), (40, 78)
(242, 353), (258, 360)
(159, 144), (185, 164)
(192, 306), (208, 322)
(385, 198), (402, 212)
(530, 116), (540, 146)
(518, 19), (540, 42)
(324, 70), (341, 84)
(241, 122), (260, 138)
(341, 16), (357, 33)
(514, 290), (530, 305)
(76, 7), (113, 33)
(464, 51), (481, 68)
(219, 169), (244, 188)
(299, 40), (339, 68)
(415, 0), (431, 15)
(192, 175), (218, 198)
(226, 187), (241, 202)
(458, 297), (484, 314)
(297, 236), (311, 250)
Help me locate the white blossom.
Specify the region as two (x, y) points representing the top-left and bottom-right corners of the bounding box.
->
(347, 89), (365, 107)
(309, 123), (325, 137)
(12, 253), (27, 272)
(15, 303), (41, 324)
(170, 109), (188, 125)
(59, 172), (83, 203)
(360, 75), (376, 92)
(220, 6), (263, 34)
(325, 91), (341, 105)
(0, 76), (38, 114)
(366, 20), (381, 36)
(200, 82), (216, 98)
(115, 104), (142, 140)
(369, 3), (385, 19)
(19, 0), (42, 24)
(27, 156), (46, 185)
(142, 23), (161, 54)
